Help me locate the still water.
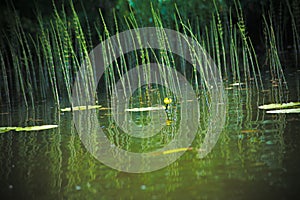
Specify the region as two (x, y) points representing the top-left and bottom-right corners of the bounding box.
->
(1, 72), (300, 199)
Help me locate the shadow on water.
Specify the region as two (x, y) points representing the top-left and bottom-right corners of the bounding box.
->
(0, 71), (300, 199)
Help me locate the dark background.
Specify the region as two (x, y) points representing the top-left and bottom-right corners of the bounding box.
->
(0, 0), (274, 47)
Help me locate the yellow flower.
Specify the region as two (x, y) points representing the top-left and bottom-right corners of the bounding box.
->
(163, 97), (172, 105)
(166, 119), (172, 126)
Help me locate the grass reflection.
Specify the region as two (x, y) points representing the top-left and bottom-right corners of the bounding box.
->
(0, 83), (292, 199)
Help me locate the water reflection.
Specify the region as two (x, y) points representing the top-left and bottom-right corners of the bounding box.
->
(0, 83), (298, 199)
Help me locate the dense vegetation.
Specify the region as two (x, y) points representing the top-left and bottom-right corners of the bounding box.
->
(0, 0), (299, 108)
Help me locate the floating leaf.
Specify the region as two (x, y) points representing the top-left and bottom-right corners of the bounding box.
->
(99, 107), (110, 110)
(0, 127), (17, 133)
(15, 125), (58, 131)
(162, 147), (193, 155)
(61, 105), (102, 112)
(125, 106), (165, 112)
(151, 147), (193, 156)
(0, 125), (58, 133)
(186, 99), (195, 102)
(230, 82), (244, 86)
(266, 108), (300, 114)
(258, 102), (300, 110)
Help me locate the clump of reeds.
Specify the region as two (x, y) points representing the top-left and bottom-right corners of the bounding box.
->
(0, 0), (296, 108)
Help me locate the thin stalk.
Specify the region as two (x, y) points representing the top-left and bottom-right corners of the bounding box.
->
(0, 49), (11, 106)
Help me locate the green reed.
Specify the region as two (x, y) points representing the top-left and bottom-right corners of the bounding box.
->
(0, 48), (11, 106)
(263, 14), (288, 95)
(0, 0), (295, 108)
(268, 0), (300, 67)
(287, 0), (300, 65)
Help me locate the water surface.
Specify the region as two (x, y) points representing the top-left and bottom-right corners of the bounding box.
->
(1, 72), (300, 199)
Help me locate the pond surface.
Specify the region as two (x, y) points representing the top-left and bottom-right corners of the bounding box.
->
(1, 71), (300, 199)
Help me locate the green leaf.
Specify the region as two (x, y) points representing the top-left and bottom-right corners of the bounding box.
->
(151, 147), (193, 156)
(229, 82), (245, 86)
(60, 105), (102, 112)
(125, 106), (165, 112)
(0, 127), (17, 133)
(1, 125), (58, 133)
(266, 108), (300, 114)
(258, 102), (300, 110)
(15, 125), (58, 131)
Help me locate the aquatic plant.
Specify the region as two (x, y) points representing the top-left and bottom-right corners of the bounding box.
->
(0, 0), (297, 109)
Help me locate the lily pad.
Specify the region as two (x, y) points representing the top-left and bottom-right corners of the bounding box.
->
(0, 125), (58, 133)
(258, 102), (300, 110)
(125, 106), (165, 112)
(266, 108), (300, 114)
(230, 82), (245, 86)
(0, 127), (17, 133)
(151, 147), (193, 156)
(162, 147), (193, 155)
(61, 105), (102, 112)
(15, 125), (58, 131)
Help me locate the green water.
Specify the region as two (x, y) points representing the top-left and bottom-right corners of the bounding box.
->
(1, 73), (300, 199)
